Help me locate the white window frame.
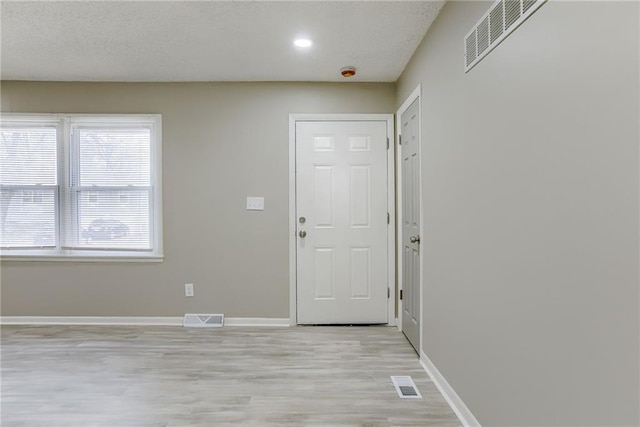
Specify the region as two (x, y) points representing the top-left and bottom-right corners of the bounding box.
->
(0, 113), (163, 262)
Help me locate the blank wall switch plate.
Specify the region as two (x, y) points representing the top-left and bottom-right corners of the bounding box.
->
(246, 196), (265, 211)
(185, 283), (194, 297)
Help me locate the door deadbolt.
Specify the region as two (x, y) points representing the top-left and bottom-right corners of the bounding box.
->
(299, 216), (306, 224)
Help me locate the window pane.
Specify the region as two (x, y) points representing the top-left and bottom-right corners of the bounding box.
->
(0, 188), (56, 248)
(0, 124), (58, 248)
(76, 127), (150, 186)
(0, 126), (57, 185)
(75, 190), (151, 250)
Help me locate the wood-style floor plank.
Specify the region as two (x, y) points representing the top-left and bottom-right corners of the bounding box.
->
(1, 325), (459, 427)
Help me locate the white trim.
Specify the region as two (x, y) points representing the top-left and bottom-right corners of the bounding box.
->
(223, 317), (290, 327)
(152, 115), (164, 258)
(289, 113), (396, 326)
(0, 316), (291, 327)
(397, 86), (422, 118)
(384, 115), (396, 326)
(288, 115), (298, 326)
(395, 85), (423, 348)
(0, 255), (164, 262)
(288, 113), (393, 123)
(0, 316), (183, 326)
(0, 113), (161, 122)
(420, 350), (481, 427)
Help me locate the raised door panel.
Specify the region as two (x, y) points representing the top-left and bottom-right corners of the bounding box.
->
(314, 248), (335, 300)
(350, 247), (371, 299)
(350, 165), (371, 228)
(313, 165), (335, 228)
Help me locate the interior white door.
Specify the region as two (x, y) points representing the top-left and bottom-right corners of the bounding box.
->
(401, 99), (421, 351)
(296, 120), (388, 324)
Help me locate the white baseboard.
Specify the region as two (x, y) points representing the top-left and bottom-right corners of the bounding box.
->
(223, 317), (290, 327)
(420, 350), (481, 427)
(0, 316), (290, 327)
(0, 316), (183, 326)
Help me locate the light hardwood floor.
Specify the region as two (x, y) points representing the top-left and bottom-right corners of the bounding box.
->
(1, 325), (459, 427)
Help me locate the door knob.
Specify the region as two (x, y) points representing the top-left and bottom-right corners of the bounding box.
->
(410, 235), (420, 244)
(299, 230), (307, 238)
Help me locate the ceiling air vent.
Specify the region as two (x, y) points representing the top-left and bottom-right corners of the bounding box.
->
(464, 0), (547, 72)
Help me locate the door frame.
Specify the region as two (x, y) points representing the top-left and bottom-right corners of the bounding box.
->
(288, 114), (396, 326)
(396, 86), (423, 350)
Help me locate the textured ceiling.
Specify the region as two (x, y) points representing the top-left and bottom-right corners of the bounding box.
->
(0, 1), (444, 82)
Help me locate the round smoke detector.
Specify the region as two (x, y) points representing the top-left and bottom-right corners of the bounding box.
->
(340, 66), (356, 78)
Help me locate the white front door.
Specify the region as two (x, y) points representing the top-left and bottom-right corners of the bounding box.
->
(401, 99), (421, 351)
(296, 120), (389, 324)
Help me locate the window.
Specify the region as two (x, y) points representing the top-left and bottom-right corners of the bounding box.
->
(0, 114), (162, 260)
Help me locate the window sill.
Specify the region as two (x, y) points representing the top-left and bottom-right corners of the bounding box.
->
(0, 254), (164, 263)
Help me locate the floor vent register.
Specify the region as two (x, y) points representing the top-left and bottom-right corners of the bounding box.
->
(390, 375), (422, 399)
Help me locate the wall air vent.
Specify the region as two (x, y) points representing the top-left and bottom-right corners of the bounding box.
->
(183, 313), (224, 328)
(465, 0), (547, 72)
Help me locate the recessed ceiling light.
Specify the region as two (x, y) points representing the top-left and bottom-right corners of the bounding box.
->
(294, 38), (313, 48)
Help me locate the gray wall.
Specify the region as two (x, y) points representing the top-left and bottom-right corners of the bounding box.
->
(0, 81), (396, 318)
(397, 1), (639, 426)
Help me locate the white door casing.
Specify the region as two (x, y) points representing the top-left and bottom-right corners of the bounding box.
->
(290, 116), (394, 325)
(399, 95), (421, 352)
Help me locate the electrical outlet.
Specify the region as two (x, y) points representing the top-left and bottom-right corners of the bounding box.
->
(185, 283), (194, 297)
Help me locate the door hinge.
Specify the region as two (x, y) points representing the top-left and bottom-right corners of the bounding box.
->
(387, 287), (390, 299)
(400, 289), (403, 300)
(386, 137), (389, 150)
(399, 134), (402, 145)
(387, 212), (390, 224)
